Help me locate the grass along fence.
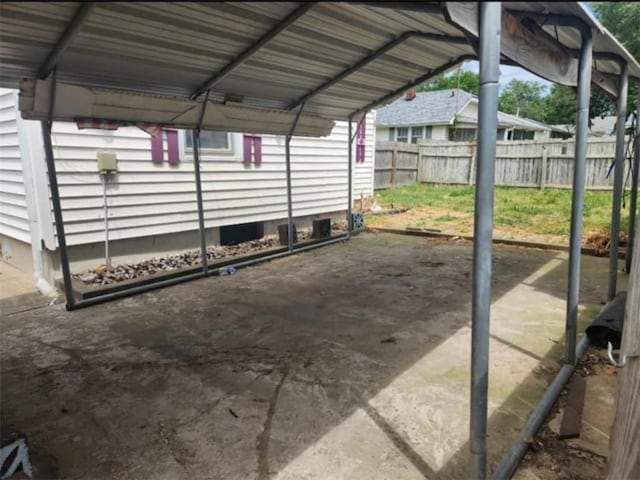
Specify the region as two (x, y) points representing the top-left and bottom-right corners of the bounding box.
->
(375, 138), (631, 190)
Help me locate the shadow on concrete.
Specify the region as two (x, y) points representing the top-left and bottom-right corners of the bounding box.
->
(0, 233), (620, 479)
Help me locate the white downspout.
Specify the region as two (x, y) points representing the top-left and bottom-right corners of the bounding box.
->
(14, 91), (55, 296)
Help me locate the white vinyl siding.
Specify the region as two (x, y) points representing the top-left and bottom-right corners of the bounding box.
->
(0, 89), (30, 243)
(33, 114), (374, 246)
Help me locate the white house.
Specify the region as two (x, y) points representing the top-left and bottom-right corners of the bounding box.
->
(0, 89), (375, 289)
(375, 89), (561, 143)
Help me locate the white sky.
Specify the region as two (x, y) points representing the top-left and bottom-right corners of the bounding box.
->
(460, 60), (552, 93)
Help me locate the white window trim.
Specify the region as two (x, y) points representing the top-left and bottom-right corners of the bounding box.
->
(180, 131), (244, 162)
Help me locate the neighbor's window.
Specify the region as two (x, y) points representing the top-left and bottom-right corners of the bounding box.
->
(512, 129), (535, 140)
(449, 127), (476, 142)
(388, 127), (395, 141)
(185, 131), (230, 150)
(396, 127), (409, 143)
(425, 126), (433, 140)
(411, 126), (424, 144)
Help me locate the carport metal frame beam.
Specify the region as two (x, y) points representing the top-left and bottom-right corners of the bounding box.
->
(608, 62), (629, 300)
(37, 2), (96, 79)
(627, 103), (640, 273)
(191, 2), (315, 99)
(469, 4), (501, 479)
(285, 104), (305, 252)
(192, 89), (211, 275)
(351, 54), (475, 118)
(286, 31), (468, 110)
(565, 24), (593, 366)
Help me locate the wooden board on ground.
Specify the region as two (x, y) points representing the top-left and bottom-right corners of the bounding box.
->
(559, 374), (587, 440)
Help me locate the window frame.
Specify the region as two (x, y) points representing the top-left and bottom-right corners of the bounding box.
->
(180, 131), (244, 162)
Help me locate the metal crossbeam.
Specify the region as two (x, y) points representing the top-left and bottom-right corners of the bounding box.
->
(287, 31), (468, 110)
(37, 3), (96, 79)
(191, 3), (315, 99)
(350, 54), (474, 118)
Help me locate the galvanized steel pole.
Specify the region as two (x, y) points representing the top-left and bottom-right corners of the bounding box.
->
(566, 27), (593, 365)
(285, 105), (305, 252)
(192, 130), (209, 275)
(470, 3), (501, 479)
(347, 116), (353, 236)
(626, 102), (640, 274)
(608, 62), (629, 299)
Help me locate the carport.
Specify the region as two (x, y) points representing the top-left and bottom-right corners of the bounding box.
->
(1, 2), (639, 478)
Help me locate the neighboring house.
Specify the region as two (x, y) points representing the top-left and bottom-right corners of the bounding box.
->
(375, 89), (561, 143)
(551, 115), (634, 138)
(0, 89), (375, 287)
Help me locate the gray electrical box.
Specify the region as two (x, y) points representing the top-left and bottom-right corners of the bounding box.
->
(97, 151), (118, 173)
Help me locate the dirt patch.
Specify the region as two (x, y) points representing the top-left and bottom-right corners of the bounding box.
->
(367, 207), (625, 248)
(582, 228), (628, 257)
(516, 346), (617, 479)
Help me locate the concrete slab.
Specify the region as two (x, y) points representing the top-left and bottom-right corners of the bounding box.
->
(0, 233), (627, 479)
(0, 261), (53, 316)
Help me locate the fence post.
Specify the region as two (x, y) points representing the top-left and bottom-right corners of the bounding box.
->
(540, 146), (548, 190)
(468, 144), (477, 185)
(391, 145), (398, 186)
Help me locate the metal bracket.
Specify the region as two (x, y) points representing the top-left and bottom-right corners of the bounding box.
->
(607, 341), (639, 368)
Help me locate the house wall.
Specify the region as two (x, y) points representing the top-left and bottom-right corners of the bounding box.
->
(376, 127), (391, 143)
(431, 125), (448, 141)
(1, 88), (376, 279)
(0, 89), (30, 246)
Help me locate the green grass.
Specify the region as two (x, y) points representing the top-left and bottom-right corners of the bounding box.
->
(374, 184), (627, 237)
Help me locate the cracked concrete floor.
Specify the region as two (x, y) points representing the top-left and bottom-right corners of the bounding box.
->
(0, 233), (625, 479)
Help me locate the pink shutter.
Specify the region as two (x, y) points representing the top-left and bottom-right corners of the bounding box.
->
(166, 130), (180, 165)
(151, 130), (164, 163)
(253, 136), (262, 166)
(243, 134), (252, 165)
(356, 119), (366, 163)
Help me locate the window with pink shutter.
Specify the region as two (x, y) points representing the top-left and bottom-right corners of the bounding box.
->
(150, 128), (181, 165)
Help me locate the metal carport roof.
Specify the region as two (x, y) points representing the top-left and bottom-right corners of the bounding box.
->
(1, 2), (638, 130)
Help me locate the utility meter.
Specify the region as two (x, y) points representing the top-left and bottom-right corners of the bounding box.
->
(97, 151), (118, 173)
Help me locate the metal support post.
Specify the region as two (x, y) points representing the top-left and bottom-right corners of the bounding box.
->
(285, 104), (305, 252)
(608, 62), (629, 299)
(193, 90), (211, 274)
(347, 116), (354, 236)
(41, 70), (75, 308)
(470, 3), (501, 479)
(626, 102), (640, 273)
(566, 27), (593, 365)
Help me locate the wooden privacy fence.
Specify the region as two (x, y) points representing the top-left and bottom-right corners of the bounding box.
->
(374, 141), (419, 189)
(416, 138), (629, 189)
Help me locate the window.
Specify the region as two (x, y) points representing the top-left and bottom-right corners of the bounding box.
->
(449, 127), (476, 142)
(411, 126), (423, 144)
(512, 129), (535, 140)
(388, 127), (395, 141)
(185, 130), (229, 150)
(497, 128), (506, 140)
(425, 126), (433, 140)
(396, 127), (409, 143)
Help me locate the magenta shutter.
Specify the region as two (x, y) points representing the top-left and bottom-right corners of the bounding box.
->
(356, 118), (366, 163)
(243, 134), (252, 165)
(151, 130), (164, 163)
(243, 134), (263, 165)
(166, 130), (180, 165)
(253, 136), (262, 166)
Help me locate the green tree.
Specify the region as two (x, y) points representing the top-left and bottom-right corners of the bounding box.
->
(543, 85), (615, 126)
(591, 2), (640, 118)
(498, 79), (547, 121)
(419, 70), (479, 96)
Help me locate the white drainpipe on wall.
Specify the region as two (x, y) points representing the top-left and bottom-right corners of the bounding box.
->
(14, 92), (55, 296)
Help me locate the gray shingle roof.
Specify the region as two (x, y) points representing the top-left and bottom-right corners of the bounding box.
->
(375, 89), (474, 127)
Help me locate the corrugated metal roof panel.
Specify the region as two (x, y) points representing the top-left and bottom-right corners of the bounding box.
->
(0, 1), (637, 125)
